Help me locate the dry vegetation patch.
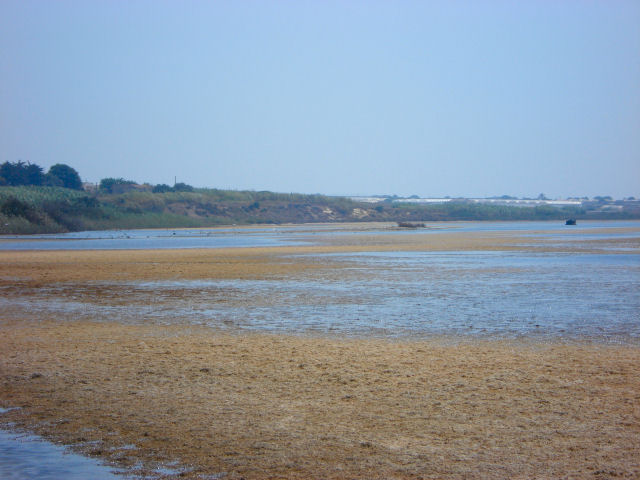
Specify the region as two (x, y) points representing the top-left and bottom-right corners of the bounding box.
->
(1, 321), (639, 479)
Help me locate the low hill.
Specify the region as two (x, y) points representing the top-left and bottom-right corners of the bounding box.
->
(0, 185), (636, 234)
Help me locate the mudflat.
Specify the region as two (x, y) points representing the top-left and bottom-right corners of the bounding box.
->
(1, 226), (639, 479)
(2, 322), (639, 479)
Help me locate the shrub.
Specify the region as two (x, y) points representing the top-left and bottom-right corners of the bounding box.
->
(99, 177), (137, 194)
(153, 184), (174, 193)
(174, 182), (195, 192)
(0, 196), (42, 223)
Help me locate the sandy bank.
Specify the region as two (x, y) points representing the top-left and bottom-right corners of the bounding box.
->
(1, 321), (639, 479)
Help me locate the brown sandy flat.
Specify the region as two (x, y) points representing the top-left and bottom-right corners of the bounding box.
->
(1, 225), (639, 479)
(0, 230), (510, 284)
(1, 322), (639, 479)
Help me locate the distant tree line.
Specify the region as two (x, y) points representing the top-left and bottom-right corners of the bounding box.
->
(1, 161), (197, 195)
(152, 182), (194, 193)
(98, 178), (195, 194)
(0, 161), (82, 190)
(98, 177), (137, 194)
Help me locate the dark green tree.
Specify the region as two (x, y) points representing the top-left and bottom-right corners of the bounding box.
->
(47, 164), (83, 190)
(173, 182), (194, 192)
(99, 177), (136, 194)
(152, 183), (174, 193)
(26, 163), (43, 185)
(0, 161), (44, 186)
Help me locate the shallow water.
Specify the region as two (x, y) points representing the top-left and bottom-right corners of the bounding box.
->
(1, 220), (638, 250)
(0, 428), (121, 480)
(0, 221), (638, 341)
(0, 410), (195, 479)
(0, 227), (305, 250)
(3, 249), (638, 341)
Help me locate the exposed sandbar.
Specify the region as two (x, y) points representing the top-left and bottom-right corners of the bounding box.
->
(1, 321), (639, 479)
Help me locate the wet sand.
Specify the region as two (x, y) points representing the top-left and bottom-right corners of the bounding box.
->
(2, 322), (639, 479)
(1, 226), (640, 479)
(2, 227), (638, 284)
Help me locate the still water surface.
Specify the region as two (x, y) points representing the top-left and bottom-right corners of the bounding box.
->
(0, 410), (193, 479)
(1, 220), (639, 250)
(0, 427), (120, 480)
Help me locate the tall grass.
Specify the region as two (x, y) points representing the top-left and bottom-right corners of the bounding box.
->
(0, 186), (89, 205)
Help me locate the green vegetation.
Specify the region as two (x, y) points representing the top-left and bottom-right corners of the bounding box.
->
(99, 177), (138, 194)
(0, 185), (362, 233)
(0, 161), (82, 190)
(2, 184), (638, 235)
(47, 164), (83, 190)
(1, 161), (638, 234)
(0, 186), (103, 233)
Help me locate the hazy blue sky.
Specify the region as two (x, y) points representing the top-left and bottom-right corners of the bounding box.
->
(1, 1), (638, 198)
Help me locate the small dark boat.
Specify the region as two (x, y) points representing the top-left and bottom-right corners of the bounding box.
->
(565, 219), (576, 226)
(397, 222), (425, 229)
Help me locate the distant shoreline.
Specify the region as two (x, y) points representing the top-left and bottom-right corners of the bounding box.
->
(2, 185), (639, 235)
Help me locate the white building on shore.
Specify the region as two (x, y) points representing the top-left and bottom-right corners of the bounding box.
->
(349, 196), (583, 207)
